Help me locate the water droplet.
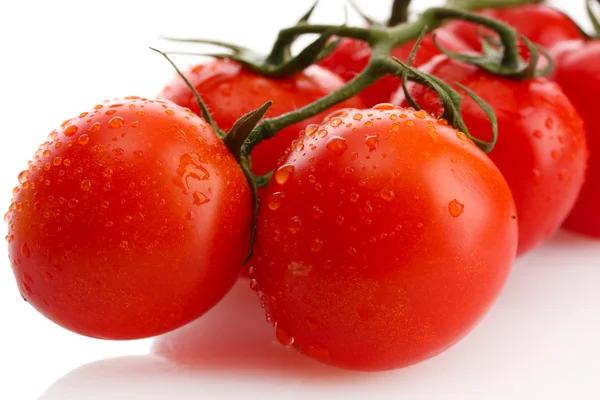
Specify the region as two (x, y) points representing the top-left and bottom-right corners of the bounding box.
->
(274, 164), (294, 185)
(545, 117), (554, 129)
(318, 129), (328, 138)
(124, 215), (133, 223)
(558, 136), (565, 144)
(43, 150), (51, 158)
(105, 221), (114, 227)
(533, 130), (543, 139)
(336, 215), (345, 225)
(249, 278), (258, 291)
(365, 134), (378, 151)
(101, 200), (110, 209)
(449, 199), (465, 218)
(136, 110), (145, 116)
(112, 148), (125, 156)
(413, 110), (427, 119)
(18, 170), (29, 184)
(134, 150), (144, 158)
(120, 240), (129, 250)
(165, 109), (175, 116)
(289, 216), (302, 234)
(405, 120), (415, 127)
(373, 103), (395, 110)
(312, 206), (323, 219)
(64, 125), (78, 137)
(68, 198), (78, 208)
(77, 134), (90, 145)
(348, 246), (357, 255)
(330, 118), (342, 127)
(63, 159), (71, 167)
(310, 238), (323, 252)
(21, 243), (30, 258)
(326, 136), (348, 156)
(364, 121), (373, 128)
(350, 192), (359, 202)
(80, 180), (91, 191)
(109, 117), (124, 129)
(380, 187), (395, 201)
(551, 150), (559, 160)
(105, 109), (117, 115)
(288, 261), (312, 276)
(275, 324), (294, 347)
(305, 124), (318, 137)
(350, 152), (359, 161)
(456, 131), (468, 141)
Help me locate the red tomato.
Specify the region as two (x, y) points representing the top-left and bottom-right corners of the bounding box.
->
(392, 56), (588, 255)
(445, 4), (583, 51)
(5, 97), (252, 340)
(158, 58), (365, 176)
(251, 105), (518, 371)
(550, 39), (600, 237)
(318, 29), (471, 106)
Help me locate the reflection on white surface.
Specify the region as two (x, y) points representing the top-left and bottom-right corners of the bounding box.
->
(38, 231), (600, 399)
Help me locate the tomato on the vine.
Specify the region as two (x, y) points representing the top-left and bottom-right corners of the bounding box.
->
(251, 105), (518, 371)
(392, 55), (588, 255)
(550, 39), (600, 236)
(318, 29), (471, 106)
(5, 97), (252, 340)
(445, 4), (583, 52)
(158, 58), (365, 176)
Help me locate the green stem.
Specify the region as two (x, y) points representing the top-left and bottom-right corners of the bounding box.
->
(388, 0), (412, 27)
(242, 63), (384, 156)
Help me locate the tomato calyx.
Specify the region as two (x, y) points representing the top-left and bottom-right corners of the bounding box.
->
(159, 4), (340, 79)
(432, 27), (553, 80)
(587, 0), (600, 38)
(347, 0), (410, 28)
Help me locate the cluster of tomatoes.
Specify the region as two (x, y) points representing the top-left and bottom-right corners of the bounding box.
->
(5, 2), (599, 372)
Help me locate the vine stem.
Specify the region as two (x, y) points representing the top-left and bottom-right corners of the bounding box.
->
(244, 4), (531, 159)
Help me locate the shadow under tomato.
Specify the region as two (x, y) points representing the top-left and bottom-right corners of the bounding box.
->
(38, 231), (600, 400)
(150, 280), (367, 380)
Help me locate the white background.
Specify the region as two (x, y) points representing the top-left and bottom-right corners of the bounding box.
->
(1, 0), (599, 399)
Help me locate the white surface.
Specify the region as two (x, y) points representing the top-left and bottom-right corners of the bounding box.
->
(0, 1), (598, 399)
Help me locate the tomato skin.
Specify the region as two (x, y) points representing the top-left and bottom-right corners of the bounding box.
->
(158, 58), (364, 176)
(445, 4), (583, 51)
(318, 29), (471, 106)
(392, 56), (588, 255)
(5, 97), (252, 340)
(550, 40), (600, 237)
(252, 106), (518, 371)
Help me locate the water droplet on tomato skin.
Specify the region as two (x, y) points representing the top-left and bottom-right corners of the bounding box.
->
(274, 164), (294, 185)
(80, 180), (92, 192)
(64, 125), (78, 137)
(275, 324), (295, 347)
(349, 192), (360, 202)
(365, 134), (378, 151)
(449, 199), (465, 218)
(77, 134), (90, 145)
(18, 170), (29, 184)
(326, 136), (348, 156)
(21, 243), (30, 258)
(249, 279), (259, 291)
(289, 216), (302, 234)
(109, 117), (124, 129)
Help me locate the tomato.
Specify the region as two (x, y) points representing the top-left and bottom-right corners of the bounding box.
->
(550, 39), (600, 237)
(392, 56), (588, 255)
(318, 29), (471, 106)
(158, 58), (365, 176)
(445, 4), (583, 51)
(5, 97), (252, 340)
(251, 105), (518, 371)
